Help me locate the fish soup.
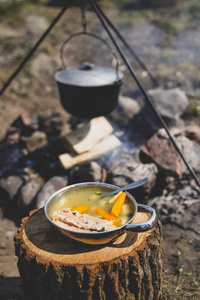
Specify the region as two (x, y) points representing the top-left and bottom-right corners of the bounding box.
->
(50, 186), (135, 232)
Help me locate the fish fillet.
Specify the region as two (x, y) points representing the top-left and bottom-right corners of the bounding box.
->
(52, 208), (113, 232)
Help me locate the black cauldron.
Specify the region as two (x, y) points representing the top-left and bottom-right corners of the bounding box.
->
(54, 32), (124, 118)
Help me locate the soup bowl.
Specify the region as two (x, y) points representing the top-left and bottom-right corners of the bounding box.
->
(44, 182), (157, 245)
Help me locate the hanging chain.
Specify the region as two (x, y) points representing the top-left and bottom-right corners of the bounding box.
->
(81, 1), (87, 33)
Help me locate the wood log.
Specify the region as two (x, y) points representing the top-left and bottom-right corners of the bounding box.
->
(59, 134), (121, 170)
(62, 116), (114, 154)
(14, 208), (163, 300)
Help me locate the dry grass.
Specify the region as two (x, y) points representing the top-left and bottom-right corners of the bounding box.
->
(163, 272), (200, 300)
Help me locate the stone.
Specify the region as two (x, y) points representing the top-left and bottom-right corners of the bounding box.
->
(176, 135), (200, 176)
(148, 194), (186, 224)
(25, 15), (49, 35)
(107, 153), (158, 199)
(140, 128), (182, 177)
(148, 88), (188, 119)
(0, 144), (25, 178)
(11, 113), (38, 137)
(140, 88), (188, 137)
(70, 161), (107, 184)
(34, 176), (68, 209)
(17, 174), (44, 211)
(0, 175), (24, 202)
(180, 124), (200, 144)
(109, 95), (141, 127)
(184, 202), (200, 233)
(140, 129), (200, 180)
(38, 111), (66, 139)
(148, 183), (200, 235)
(22, 131), (47, 152)
(4, 127), (21, 145)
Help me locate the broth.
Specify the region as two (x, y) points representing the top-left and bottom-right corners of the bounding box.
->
(50, 186), (135, 230)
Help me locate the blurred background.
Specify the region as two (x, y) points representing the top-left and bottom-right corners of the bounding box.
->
(0, 0), (200, 139)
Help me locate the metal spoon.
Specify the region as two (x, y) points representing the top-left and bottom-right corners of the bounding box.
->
(98, 177), (148, 200)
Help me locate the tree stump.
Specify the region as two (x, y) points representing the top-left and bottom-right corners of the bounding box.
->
(14, 208), (162, 300)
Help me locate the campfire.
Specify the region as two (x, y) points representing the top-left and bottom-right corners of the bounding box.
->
(0, 88), (200, 226)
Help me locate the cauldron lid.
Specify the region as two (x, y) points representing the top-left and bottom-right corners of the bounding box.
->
(54, 62), (123, 87)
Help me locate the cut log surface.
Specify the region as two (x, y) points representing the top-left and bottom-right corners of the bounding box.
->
(14, 208), (162, 300)
(62, 116), (114, 154)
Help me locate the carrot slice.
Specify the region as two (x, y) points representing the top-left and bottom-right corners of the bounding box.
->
(71, 204), (90, 214)
(96, 208), (120, 225)
(111, 192), (126, 218)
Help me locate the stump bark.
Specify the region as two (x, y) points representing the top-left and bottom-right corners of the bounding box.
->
(14, 208), (162, 300)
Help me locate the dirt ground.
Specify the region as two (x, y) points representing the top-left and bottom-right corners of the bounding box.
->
(0, 1), (200, 299)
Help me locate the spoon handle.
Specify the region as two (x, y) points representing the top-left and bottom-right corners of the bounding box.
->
(99, 177), (148, 200)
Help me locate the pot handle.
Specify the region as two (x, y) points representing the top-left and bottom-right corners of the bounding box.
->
(59, 31), (121, 81)
(124, 205), (157, 233)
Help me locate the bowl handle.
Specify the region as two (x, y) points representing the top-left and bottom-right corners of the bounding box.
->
(124, 205), (157, 233)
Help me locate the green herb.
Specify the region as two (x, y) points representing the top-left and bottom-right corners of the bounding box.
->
(99, 227), (105, 232)
(127, 213), (133, 218)
(72, 212), (76, 215)
(95, 191), (102, 195)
